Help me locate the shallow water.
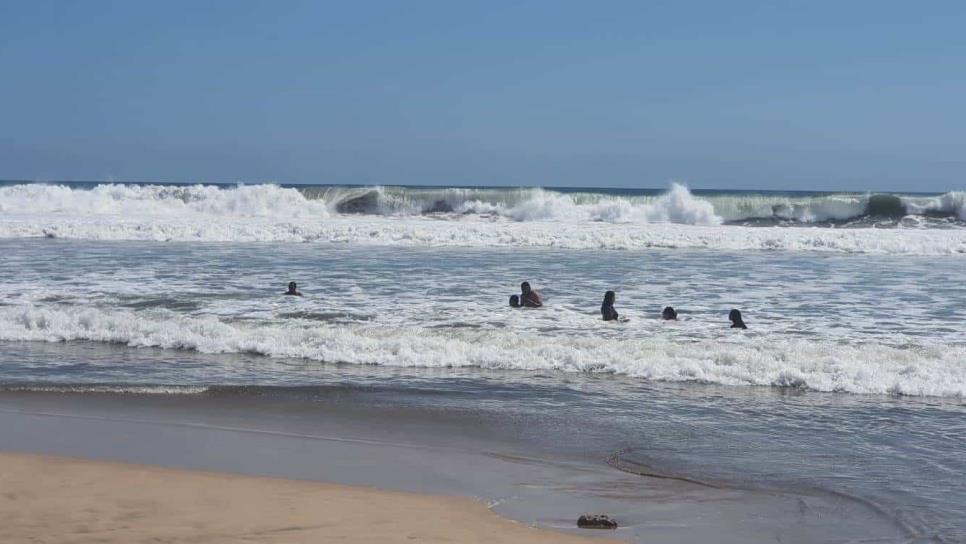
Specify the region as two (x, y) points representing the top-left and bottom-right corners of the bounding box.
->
(0, 344), (962, 543)
(1, 235), (965, 542)
(2, 240), (964, 395)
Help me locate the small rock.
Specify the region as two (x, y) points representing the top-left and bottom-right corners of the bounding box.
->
(577, 514), (617, 530)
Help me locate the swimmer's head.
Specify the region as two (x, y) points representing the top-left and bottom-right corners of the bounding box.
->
(603, 291), (616, 305)
(662, 306), (677, 320)
(287, 282), (297, 292)
(509, 294), (521, 308)
(521, 282), (532, 294)
(729, 309), (746, 328)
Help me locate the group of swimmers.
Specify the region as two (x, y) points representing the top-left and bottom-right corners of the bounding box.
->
(285, 280), (748, 329)
(509, 281), (749, 329)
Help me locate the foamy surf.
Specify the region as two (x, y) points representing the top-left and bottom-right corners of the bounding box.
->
(3, 305), (963, 397)
(3, 182), (966, 254)
(3, 182), (965, 223)
(0, 384), (209, 395)
(3, 213), (966, 254)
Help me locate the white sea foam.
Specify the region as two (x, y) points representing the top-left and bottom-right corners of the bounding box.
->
(4, 183), (966, 224)
(903, 191), (966, 221)
(0, 183), (331, 218)
(2, 183), (966, 254)
(309, 185), (966, 224)
(3, 305), (964, 397)
(0, 384), (209, 394)
(456, 184), (721, 224)
(3, 212), (965, 254)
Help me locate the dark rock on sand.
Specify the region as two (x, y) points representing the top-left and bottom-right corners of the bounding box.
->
(577, 514), (617, 529)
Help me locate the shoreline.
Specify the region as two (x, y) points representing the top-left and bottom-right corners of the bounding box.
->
(0, 389), (916, 543)
(0, 451), (614, 543)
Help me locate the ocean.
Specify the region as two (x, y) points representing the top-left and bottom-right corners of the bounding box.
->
(1, 181), (964, 543)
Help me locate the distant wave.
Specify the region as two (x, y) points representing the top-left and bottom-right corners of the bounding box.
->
(2, 183), (966, 254)
(0, 183), (332, 218)
(2, 305), (964, 397)
(3, 182), (965, 225)
(3, 211), (966, 254)
(312, 183), (723, 224)
(318, 185), (966, 225)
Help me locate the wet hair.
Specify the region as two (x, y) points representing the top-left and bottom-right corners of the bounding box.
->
(729, 309), (747, 329)
(509, 294), (520, 308)
(287, 282), (297, 292)
(662, 306), (677, 320)
(603, 291), (616, 305)
(521, 281), (531, 293)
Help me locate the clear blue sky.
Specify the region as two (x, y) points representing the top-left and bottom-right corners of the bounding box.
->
(1, 1), (964, 192)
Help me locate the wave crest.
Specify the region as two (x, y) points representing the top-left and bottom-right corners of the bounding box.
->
(0, 183), (331, 218)
(3, 182), (965, 226)
(2, 305), (964, 397)
(3, 183), (966, 253)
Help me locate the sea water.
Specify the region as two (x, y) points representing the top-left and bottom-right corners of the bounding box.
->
(1, 182), (965, 542)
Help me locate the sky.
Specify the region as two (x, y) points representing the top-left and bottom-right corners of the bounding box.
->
(1, 1), (964, 192)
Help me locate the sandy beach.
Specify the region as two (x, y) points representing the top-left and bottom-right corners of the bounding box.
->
(0, 385), (915, 543)
(0, 452), (613, 544)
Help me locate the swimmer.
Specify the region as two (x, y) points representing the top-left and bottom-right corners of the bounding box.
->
(509, 294), (521, 308)
(662, 306), (678, 320)
(729, 309), (747, 329)
(520, 282), (543, 308)
(601, 291), (619, 321)
(285, 282), (303, 296)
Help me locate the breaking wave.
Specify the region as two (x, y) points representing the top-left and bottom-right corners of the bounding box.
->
(304, 185), (966, 225)
(2, 305), (964, 397)
(2, 182), (964, 224)
(0, 183), (333, 218)
(2, 182), (966, 254)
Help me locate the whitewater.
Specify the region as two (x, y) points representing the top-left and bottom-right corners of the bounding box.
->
(3, 182), (966, 541)
(1, 235), (964, 398)
(2, 182), (966, 254)
(3, 304), (964, 397)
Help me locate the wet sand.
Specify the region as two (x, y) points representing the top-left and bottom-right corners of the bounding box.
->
(0, 389), (907, 543)
(0, 452), (613, 543)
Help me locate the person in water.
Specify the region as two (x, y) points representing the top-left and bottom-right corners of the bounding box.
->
(520, 282), (543, 307)
(285, 282), (303, 296)
(509, 294), (521, 308)
(729, 309), (747, 329)
(601, 291), (619, 321)
(662, 306), (678, 320)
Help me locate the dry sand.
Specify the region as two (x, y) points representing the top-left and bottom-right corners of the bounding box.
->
(0, 452), (616, 543)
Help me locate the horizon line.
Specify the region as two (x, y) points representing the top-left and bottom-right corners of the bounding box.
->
(0, 178), (956, 196)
